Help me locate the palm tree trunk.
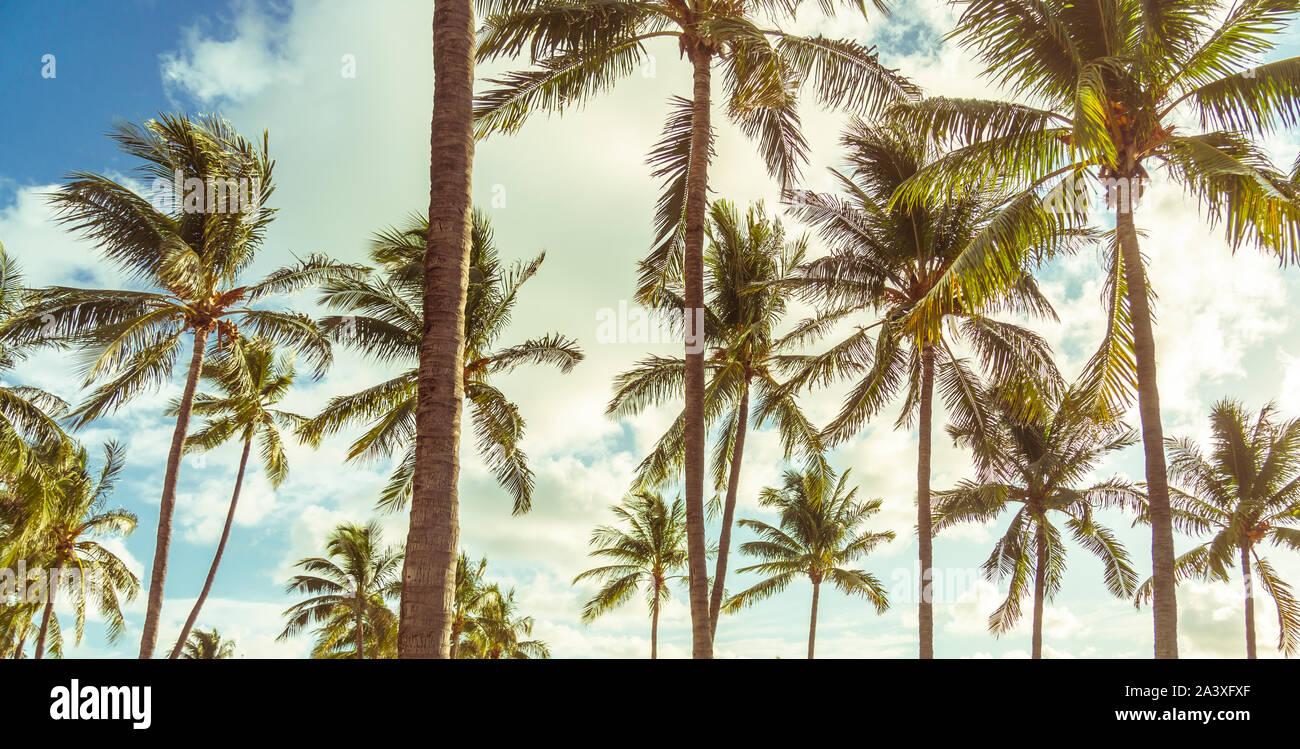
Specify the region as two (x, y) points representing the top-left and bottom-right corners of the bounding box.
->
(168, 435), (252, 659)
(35, 569), (57, 659)
(682, 44), (714, 659)
(13, 632), (25, 659)
(139, 326), (210, 658)
(807, 580), (821, 659)
(1242, 546), (1257, 659)
(449, 618), (462, 659)
(917, 343), (936, 659)
(400, 0), (475, 659)
(651, 591), (660, 660)
(1115, 208), (1178, 658)
(356, 598), (365, 660)
(1032, 518), (1047, 659)
(708, 380), (750, 639)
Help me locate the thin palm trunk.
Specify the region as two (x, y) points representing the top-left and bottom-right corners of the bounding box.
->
(807, 579), (820, 659)
(139, 327), (209, 658)
(1031, 518), (1047, 659)
(1242, 546), (1257, 659)
(1115, 208), (1178, 658)
(449, 618), (462, 659)
(917, 343), (935, 659)
(682, 46), (714, 659)
(356, 596), (365, 659)
(169, 435), (252, 659)
(400, 0), (475, 659)
(13, 632), (25, 659)
(651, 587), (660, 660)
(708, 380), (750, 639)
(35, 570), (57, 660)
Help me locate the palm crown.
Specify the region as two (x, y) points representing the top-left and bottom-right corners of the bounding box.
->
(179, 627), (237, 659)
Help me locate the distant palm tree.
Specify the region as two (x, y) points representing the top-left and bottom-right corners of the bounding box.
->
(893, 0), (1300, 657)
(457, 584), (550, 659)
(299, 210), (583, 514)
(781, 121), (1072, 657)
(1134, 400), (1300, 658)
(477, 0), (917, 658)
(449, 552), (492, 659)
(723, 469), (894, 658)
(607, 200), (826, 640)
(178, 628), (236, 659)
(7, 114), (358, 657)
(278, 521), (403, 659)
(166, 337), (305, 658)
(934, 385), (1141, 658)
(574, 491), (687, 658)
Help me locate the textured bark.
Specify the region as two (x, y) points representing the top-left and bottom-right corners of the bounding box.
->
(1242, 546), (1257, 659)
(651, 592), (660, 660)
(35, 571), (57, 660)
(807, 580), (821, 660)
(169, 435), (252, 659)
(399, 0), (475, 659)
(1032, 518), (1047, 659)
(356, 597), (365, 660)
(682, 46), (714, 659)
(708, 380), (750, 639)
(139, 327), (209, 658)
(917, 344), (936, 658)
(1115, 208), (1179, 658)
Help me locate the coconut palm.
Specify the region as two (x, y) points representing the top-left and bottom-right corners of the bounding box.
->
(1132, 400), (1300, 658)
(607, 199), (827, 641)
(178, 627), (237, 659)
(723, 468), (894, 658)
(457, 583), (550, 659)
(890, 0), (1300, 657)
(308, 596), (399, 659)
(4, 114), (356, 657)
(933, 384), (1141, 658)
(298, 210), (583, 513)
(780, 121), (1073, 657)
(15, 440), (139, 659)
(477, 0), (917, 658)
(278, 521), (403, 660)
(165, 336), (305, 659)
(574, 491), (688, 658)
(449, 552), (493, 659)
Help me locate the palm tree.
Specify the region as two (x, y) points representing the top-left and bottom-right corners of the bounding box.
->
(16, 440), (139, 659)
(299, 210), (583, 513)
(166, 337), (304, 659)
(5, 114), (355, 657)
(401, 0), (479, 659)
(781, 121), (1072, 657)
(574, 491), (688, 658)
(457, 584), (550, 659)
(723, 468), (894, 658)
(477, 0), (917, 658)
(178, 627), (236, 659)
(279, 521), (403, 659)
(891, 0), (1300, 657)
(933, 385), (1141, 658)
(1133, 400), (1300, 658)
(607, 199), (826, 641)
(449, 552), (493, 659)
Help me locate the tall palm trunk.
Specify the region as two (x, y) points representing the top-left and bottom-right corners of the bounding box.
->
(1115, 207), (1178, 658)
(708, 380), (750, 639)
(1242, 546), (1257, 659)
(807, 579), (821, 659)
(35, 569), (57, 659)
(650, 586), (660, 660)
(356, 596), (365, 660)
(168, 435), (252, 659)
(1031, 518), (1047, 659)
(400, 0), (475, 659)
(917, 343), (935, 658)
(140, 327), (209, 658)
(682, 44), (714, 659)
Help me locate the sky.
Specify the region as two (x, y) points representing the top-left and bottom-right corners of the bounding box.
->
(2, 0), (1299, 659)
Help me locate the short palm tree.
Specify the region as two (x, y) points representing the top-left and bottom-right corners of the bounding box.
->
(781, 121), (1071, 657)
(574, 491), (688, 658)
(477, 0), (918, 658)
(1134, 400), (1300, 658)
(166, 336), (304, 658)
(278, 521), (403, 660)
(934, 385), (1141, 658)
(457, 584), (550, 659)
(891, 0), (1300, 657)
(607, 199), (826, 640)
(723, 468), (894, 658)
(178, 627), (236, 659)
(6, 114), (357, 657)
(449, 552), (493, 659)
(299, 210), (583, 514)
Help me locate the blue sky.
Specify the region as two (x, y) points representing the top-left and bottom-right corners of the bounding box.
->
(3, 0), (1300, 658)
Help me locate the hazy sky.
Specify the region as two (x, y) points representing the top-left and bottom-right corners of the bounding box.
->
(2, 0), (1299, 658)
